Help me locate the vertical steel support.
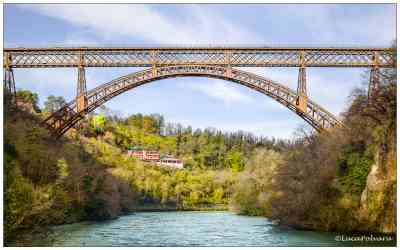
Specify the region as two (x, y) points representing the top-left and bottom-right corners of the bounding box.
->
(4, 68), (16, 97)
(151, 50), (158, 78)
(224, 51), (232, 77)
(76, 51), (87, 113)
(4, 52), (17, 106)
(296, 51), (307, 113)
(368, 52), (380, 99)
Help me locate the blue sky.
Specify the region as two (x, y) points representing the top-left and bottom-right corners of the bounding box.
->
(4, 4), (396, 138)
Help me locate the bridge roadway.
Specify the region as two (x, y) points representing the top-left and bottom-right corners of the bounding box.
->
(4, 47), (395, 68)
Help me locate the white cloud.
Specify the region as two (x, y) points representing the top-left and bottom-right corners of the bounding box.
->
(239, 67), (299, 89)
(240, 67), (366, 116)
(332, 6), (395, 46)
(63, 34), (100, 47)
(19, 4), (264, 45)
(259, 4), (395, 46)
(14, 68), (75, 90)
(178, 80), (252, 105)
(13, 68), (103, 106)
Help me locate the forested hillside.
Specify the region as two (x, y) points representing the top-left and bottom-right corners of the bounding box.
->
(231, 65), (396, 233)
(79, 108), (289, 171)
(4, 92), (288, 240)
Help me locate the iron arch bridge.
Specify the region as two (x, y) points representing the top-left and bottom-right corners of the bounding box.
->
(3, 47), (395, 138)
(43, 65), (342, 136)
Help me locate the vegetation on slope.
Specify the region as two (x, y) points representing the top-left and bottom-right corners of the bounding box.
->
(4, 106), (138, 240)
(231, 65), (396, 233)
(4, 91), (289, 241)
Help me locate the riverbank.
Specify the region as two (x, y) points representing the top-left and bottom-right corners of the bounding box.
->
(5, 205), (229, 246)
(132, 204), (228, 212)
(6, 211), (396, 247)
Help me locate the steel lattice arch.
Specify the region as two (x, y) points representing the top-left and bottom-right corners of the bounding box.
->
(3, 46), (396, 138)
(43, 65), (341, 136)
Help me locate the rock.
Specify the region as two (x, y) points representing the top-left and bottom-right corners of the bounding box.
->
(358, 149), (396, 234)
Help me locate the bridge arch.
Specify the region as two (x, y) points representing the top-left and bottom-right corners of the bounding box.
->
(43, 65), (342, 137)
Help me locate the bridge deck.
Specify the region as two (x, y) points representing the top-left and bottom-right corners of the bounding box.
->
(4, 47), (395, 68)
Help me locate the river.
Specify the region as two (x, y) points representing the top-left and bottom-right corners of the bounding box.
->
(7, 211), (395, 247)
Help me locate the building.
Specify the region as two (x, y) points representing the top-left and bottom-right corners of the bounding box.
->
(127, 148), (183, 169)
(128, 150), (160, 162)
(158, 156), (184, 169)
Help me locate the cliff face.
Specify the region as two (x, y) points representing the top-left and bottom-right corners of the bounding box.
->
(358, 148), (396, 233)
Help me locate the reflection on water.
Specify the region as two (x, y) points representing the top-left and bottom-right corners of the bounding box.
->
(8, 211), (396, 247)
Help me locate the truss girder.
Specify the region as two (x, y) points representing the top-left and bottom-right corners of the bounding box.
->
(4, 47), (395, 68)
(43, 65), (342, 138)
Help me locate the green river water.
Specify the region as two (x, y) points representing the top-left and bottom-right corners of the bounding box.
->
(7, 211), (396, 247)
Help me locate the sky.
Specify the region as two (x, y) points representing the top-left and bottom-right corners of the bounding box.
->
(4, 4), (396, 138)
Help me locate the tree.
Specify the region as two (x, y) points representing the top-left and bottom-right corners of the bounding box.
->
(16, 89), (40, 112)
(91, 115), (107, 135)
(126, 114), (143, 129)
(97, 105), (123, 122)
(142, 116), (158, 134)
(226, 150), (245, 172)
(44, 95), (66, 113)
(145, 114), (165, 135)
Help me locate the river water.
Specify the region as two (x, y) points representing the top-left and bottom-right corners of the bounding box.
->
(8, 211), (395, 247)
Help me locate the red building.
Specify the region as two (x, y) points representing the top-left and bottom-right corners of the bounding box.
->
(128, 150), (160, 162)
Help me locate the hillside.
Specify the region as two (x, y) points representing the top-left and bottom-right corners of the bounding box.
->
(231, 66), (396, 233)
(4, 64), (396, 243)
(5, 94), (287, 241)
